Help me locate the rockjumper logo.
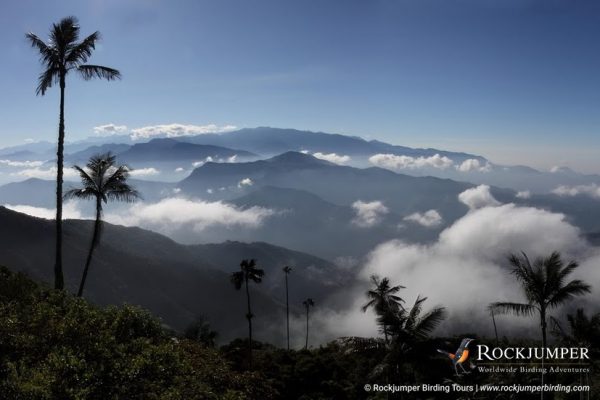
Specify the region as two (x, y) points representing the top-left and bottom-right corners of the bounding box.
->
(437, 338), (476, 375)
(476, 345), (590, 361)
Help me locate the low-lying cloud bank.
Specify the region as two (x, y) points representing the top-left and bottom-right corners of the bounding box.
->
(369, 153), (492, 173)
(130, 124), (237, 141)
(552, 183), (600, 199)
(403, 209), (442, 227)
(105, 198), (274, 232)
(310, 185), (598, 342)
(4, 202), (83, 220)
(351, 200), (389, 228)
(4, 198), (276, 234)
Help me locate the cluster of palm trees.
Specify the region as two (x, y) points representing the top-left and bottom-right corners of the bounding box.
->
(341, 275), (446, 384)
(230, 261), (315, 368)
(27, 17), (124, 294)
(346, 250), (594, 391)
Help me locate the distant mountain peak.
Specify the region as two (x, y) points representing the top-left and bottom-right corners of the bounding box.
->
(266, 151), (332, 166)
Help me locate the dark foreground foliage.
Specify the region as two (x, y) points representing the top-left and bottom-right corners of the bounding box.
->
(1, 266), (598, 399)
(0, 266), (275, 400)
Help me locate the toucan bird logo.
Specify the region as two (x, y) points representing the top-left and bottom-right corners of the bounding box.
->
(437, 338), (476, 375)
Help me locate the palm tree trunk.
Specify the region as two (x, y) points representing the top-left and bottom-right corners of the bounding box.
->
(540, 308), (547, 400)
(77, 198), (102, 297)
(285, 273), (290, 350)
(245, 275), (253, 368)
(491, 309), (499, 345)
(54, 76), (66, 290)
(305, 306), (309, 349)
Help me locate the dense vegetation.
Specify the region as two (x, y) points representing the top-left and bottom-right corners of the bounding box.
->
(0, 266), (274, 400)
(2, 264), (598, 399)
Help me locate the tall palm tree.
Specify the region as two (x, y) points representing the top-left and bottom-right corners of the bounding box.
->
(231, 259), (264, 368)
(64, 153), (139, 297)
(26, 17), (121, 290)
(490, 251), (591, 349)
(362, 275), (405, 343)
(303, 298), (315, 349)
(282, 266), (292, 350)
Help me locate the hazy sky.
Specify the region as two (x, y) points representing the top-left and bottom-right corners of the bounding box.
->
(1, 0), (600, 172)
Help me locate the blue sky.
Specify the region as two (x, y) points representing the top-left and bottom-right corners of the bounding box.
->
(1, 0), (600, 171)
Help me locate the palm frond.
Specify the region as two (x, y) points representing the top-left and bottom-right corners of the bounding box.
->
(25, 32), (58, 66)
(72, 165), (97, 190)
(77, 65), (121, 81)
(490, 301), (536, 317)
(230, 271), (244, 290)
(66, 31), (100, 64)
(412, 306), (447, 339)
(51, 16), (80, 54)
(63, 187), (97, 201)
(547, 280), (591, 308)
(35, 67), (60, 96)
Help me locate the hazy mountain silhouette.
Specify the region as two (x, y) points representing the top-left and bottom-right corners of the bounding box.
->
(0, 206), (339, 344)
(182, 127), (485, 161)
(180, 151), (472, 219)
(116, 138), (258, 163)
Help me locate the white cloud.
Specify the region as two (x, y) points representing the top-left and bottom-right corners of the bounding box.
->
(13, 166), (78, 180)
(516, 190), (531, 199)
(104, 198), (274, 232)
(93, 123), (128, 136)
(237, 178), (253, 188)
(128, 167), (159, 177)
(368, 153), (453, 171)
(458, 184), (501, 210)
(175, 167), (185, 173)
(456, 158), (492, 173)
(552, 184), (600, 199)
(0, 160), (44, 168)
(312, 152), (351, 165)
(130, 124), (237, 140)
(403, 209), (443, 227)
(191, 155), (238, 168)
(351, 200), (389, 228)
(313, 202), (589, 341)
(4, 202), (83, 220)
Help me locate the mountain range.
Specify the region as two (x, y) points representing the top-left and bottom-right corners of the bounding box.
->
(2, 127), (599, 192)
(0, 206), (341, 345)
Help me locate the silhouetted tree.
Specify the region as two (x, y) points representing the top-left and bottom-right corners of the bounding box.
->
(341, 293), (446, 384)
(490, 251), (590, 349)
(64, 153), (139, 297)
(362, 275), (405, 343)
(303, 298), (314, 349)
(184, 316), (218, 348)
(26, 17), (121, 289)
(231, 259), (264, 368)
(283, 266), (292, 350)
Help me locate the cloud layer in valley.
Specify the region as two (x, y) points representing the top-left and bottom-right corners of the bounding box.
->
(130, 124), (237, 140)
(93, 123), (128, 136)
(104, 198), (275, 233)
(552, 184), (600, 199)
(369, 153), (492, 173)
(351, 200), (389, 228)
(403, 209), (443, 227)
(312, 152), (351, 165)
(369, 153), (453, 170)
(458, 184), (501, 210)
(309, 186), (596, 343)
